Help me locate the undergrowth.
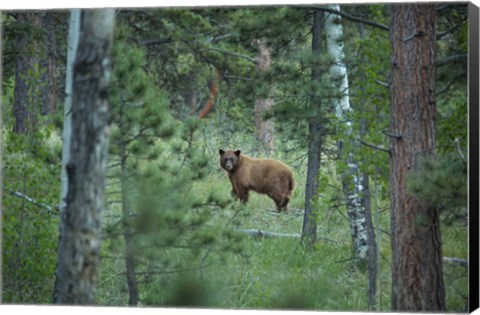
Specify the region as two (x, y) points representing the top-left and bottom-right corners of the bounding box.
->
(97, 162), (468, 311)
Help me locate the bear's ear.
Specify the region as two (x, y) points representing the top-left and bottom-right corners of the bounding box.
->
(219, 149), (225, 155)
(234, 150), (241, 156)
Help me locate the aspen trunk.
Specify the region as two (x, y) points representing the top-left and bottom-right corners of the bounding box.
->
(54, 9), (115, 305)
(325, 4), (369, 260)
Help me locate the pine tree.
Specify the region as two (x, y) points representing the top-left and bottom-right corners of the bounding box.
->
(389, 4), (445, 311)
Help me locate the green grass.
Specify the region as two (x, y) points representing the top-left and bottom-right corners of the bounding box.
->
(96, 148), (468, 311)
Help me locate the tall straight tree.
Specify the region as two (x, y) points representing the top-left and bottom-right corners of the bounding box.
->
(357, 22), (378, 310)
(254, 38), (275, 157)
(389, 4), (445, 311)
(39, 11), (57, 115)
(54, 9), (115, 305)
(12, 12), (40, 134)
(325, 4), (369, 261)
(301, 9), (324, 248)
(53, 8), (80, 303)
(58, 9), (80, 237)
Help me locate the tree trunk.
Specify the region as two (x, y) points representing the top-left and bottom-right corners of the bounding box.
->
(59, 9), (80, 214)
(301, 10), (324, 248)
(53, 16), (80, 302)
(389, 4), (445, 311)
(53, 9), (80, 303)
(54, 9), (115, 305)
(325, 4), (369, 261)
(39, 12), (57, 115)
(253, 38), (275, 157)
(121, 142), (139, 306)
(360, 97), (378, 311)
(12, 12), (40, 135)
(357, 21), (378, 310)
(363, 171), (378, 309)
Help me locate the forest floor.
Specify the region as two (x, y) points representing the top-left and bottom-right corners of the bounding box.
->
(97, 165), (468, 311)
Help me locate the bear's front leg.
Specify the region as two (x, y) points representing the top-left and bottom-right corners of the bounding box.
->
(236, 187), (249, 203)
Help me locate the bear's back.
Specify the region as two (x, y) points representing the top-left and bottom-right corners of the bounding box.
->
(240, 155), (293, 189)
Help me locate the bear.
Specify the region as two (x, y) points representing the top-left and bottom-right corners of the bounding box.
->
(219, 149), (294, 212)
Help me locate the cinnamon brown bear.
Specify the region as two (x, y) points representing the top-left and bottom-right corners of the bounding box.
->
(219, 149), (294, 212)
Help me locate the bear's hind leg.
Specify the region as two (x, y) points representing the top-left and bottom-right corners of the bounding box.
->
(274, 195), (290, 212)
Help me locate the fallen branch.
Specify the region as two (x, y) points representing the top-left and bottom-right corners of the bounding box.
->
(236, 228), (301, 238)
(3, 185), (58, 215)
(443, 256), (468, 267)
(235, 228), (337, 243)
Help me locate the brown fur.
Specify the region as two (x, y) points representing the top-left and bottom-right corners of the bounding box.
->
(219, 149), (294, 212)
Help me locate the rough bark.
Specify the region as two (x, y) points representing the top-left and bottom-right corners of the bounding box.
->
(363, 171), (378, 309)
(389, 4), (445, 311)
(357, 22), (378, 310)
(121, 143), (139, 306)
(253, 38), (275, 157)
(54, 9), (115, 305)
(39, 11), (57, 115)
(12, 12), (40, 134)
(360, 100), (377, 310)
(301, 10), (324, 248)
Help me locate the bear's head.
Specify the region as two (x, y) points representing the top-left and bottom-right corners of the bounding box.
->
(219, 149), (241, 172)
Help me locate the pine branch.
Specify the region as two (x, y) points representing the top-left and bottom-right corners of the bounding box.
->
(358, 138), (390, 153)
(436, 17), (468, 40)
(199, 47), (256, 64)
(437, 72), (467, 96)
(382, 130), (402, 140)
(436, 54), (467, 67)
(137, 38), (174, 46)
(375, 80), (390, 88)
(306, 6), (389, 31)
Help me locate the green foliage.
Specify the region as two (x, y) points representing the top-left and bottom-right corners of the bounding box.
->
(2, 4), (468, 311)
(406, 153), (467, 212)
(437, 89), (467, 154)
(2, 128), (61, 303)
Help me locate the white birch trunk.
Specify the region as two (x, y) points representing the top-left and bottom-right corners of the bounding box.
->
(54, 9), (115, 304)
(53, 10), (80, 302)
(59, 9), (80, 216)
(325, 4), (369, 260)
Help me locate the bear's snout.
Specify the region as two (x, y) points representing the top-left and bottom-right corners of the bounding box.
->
(224, 160), (234, 170)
